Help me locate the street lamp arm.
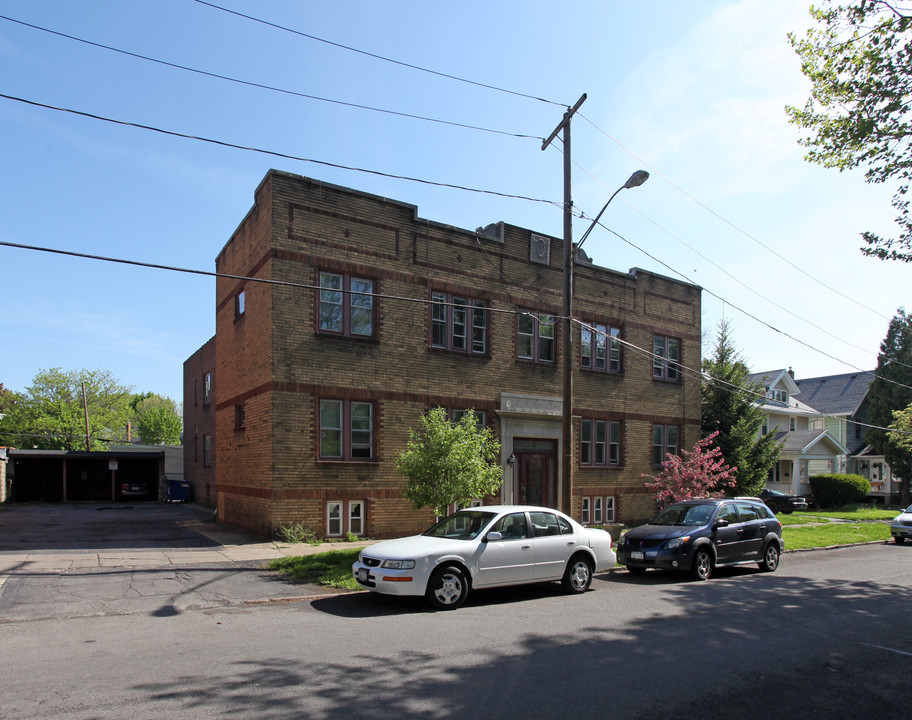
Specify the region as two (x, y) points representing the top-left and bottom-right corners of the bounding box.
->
(576, 170), (649, 253)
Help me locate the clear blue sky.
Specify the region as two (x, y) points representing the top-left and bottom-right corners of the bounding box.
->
(1, 0), (906, 407)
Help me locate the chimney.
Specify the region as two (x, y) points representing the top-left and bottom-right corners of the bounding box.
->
(788, 367), (795, 380)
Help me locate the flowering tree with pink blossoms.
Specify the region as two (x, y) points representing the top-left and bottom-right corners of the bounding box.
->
(644, 431), (737, 508)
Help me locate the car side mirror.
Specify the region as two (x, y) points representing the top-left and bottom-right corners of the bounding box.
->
(485, 531), (503, 542)
(713, 519), (729, 529)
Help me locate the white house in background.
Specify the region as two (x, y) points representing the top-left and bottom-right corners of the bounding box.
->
(795, 371), (896, 500)
(748, 368), (849, 497)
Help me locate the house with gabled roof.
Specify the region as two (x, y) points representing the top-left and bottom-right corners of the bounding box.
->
(748, 368), (849, 497)
(795, 371), (895, 498)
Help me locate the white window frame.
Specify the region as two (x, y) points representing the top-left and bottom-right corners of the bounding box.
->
(326, 500), (365, 537)
(581, 495), (616, 525)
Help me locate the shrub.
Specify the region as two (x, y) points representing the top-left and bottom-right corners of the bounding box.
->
(809, 473), (871, 508)
(274, 522), (321, 545)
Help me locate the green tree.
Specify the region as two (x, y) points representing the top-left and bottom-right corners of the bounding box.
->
(0, 383), (24, 447)
(396, 407), (502, 518)
(132, 394), (182, 445)
(787, 2), (912, 261)
(701, 319), (781, 496)
(867, 309), (912, 503)
(887, 403), (912, 505)
(0, 368), (132, 450)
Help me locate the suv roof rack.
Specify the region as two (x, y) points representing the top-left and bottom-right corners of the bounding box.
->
(734, 496), (763, 502)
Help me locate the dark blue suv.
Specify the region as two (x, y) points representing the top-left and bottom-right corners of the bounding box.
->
(617, 497), (783, 581)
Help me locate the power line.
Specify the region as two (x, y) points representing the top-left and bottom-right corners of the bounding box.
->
(191, 0), (567, 108)
(0, 92), (561, 208)
(578, 112), (891, 322)
(4, 237), (911, 431)
(0, 14), (543, 142)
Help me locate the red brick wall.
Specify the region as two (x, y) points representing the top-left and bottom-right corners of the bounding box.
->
(183, 338), (216, 505)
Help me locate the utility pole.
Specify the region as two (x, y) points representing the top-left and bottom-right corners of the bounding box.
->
(542, 93), (586, 515)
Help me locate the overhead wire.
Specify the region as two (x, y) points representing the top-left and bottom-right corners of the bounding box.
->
(190, 0), (567, 108)
(5, 235), (911, 426)
(0, 93), (562, 209)
(578, 112), (891, 322)
(0, 14), (544, 142)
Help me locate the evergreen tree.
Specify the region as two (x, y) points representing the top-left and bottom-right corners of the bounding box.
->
(867, 309), (912, 504)
(701, 319), (781, 496)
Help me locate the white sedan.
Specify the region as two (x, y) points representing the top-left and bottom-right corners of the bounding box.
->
(352, 505), (616, 610)
(891, 503), (912, 544)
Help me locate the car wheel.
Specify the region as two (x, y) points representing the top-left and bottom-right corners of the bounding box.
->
(425, 565), (468, 610)
(627, 566), (647, 575)
(759, 543), (780, 572)
(781, 507), (794, 515)
(895, 536), (906, 545)
(766, 501), (779, 514)
(691, 548), (713, 581)
(562, 556), (594, 593)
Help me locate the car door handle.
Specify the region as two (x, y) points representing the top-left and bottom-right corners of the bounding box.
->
(736, 529), (744, 535)
(567, 541), (576, 547)
(521, 545), (531, 551)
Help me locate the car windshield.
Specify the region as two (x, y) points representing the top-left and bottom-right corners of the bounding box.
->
(905, 504), (912, 513)
(422, 511), (498, 540)
(651, 504), (715, 526)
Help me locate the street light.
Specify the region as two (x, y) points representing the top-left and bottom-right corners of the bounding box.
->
(560, 169), (649, 514)
(576, 170), (649, 252)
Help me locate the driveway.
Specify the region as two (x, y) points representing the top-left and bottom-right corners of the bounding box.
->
(0, 502), (371, 622)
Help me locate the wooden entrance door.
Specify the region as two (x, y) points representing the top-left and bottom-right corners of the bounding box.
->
(514, 439), (558, 508)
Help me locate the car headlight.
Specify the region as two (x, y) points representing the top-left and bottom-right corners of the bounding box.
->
(381, 559), (416, 570)
(665, 536), (690, 550)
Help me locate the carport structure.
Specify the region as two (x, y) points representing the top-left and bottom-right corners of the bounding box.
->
(8, 449), (164, 502)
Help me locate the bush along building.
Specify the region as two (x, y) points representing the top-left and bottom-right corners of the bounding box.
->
(183, 170), (702, 539)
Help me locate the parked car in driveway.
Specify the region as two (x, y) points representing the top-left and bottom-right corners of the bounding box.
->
(617, 497), (783, 581)
(890, 504), (912, 544)
(352, 505), (616, 610)
(759, 488), (808, 514)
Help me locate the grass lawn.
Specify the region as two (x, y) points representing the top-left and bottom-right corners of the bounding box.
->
(783, 521), (891, 549)
(268, 548), (362, 591)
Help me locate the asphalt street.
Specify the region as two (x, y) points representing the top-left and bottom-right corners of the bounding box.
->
(1, 503), (911, 719)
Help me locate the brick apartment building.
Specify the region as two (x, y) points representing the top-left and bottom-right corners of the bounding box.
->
(183, 170), (702, 539)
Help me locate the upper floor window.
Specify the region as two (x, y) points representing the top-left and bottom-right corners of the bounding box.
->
(319, 272), (374, 338)
(431, 292), (487, 354)
(580, 419), (621, 466)
(518, 312), (555, 363)
(789, 416), (797, 432)
(235, 290), (246, 318)
(653, 336), (680, 381)
(652, 424), (679, 465)
(319, 399), (374, 460)
(203, 433), (212, 467)
(769, 388), (788, 403)
(203, 372), (211, 406)
(235, 404), (246, 430)
(581, 323), (621, 372)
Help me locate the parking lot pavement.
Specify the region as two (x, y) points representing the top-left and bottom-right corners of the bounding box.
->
(0, 502), (374, 622)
